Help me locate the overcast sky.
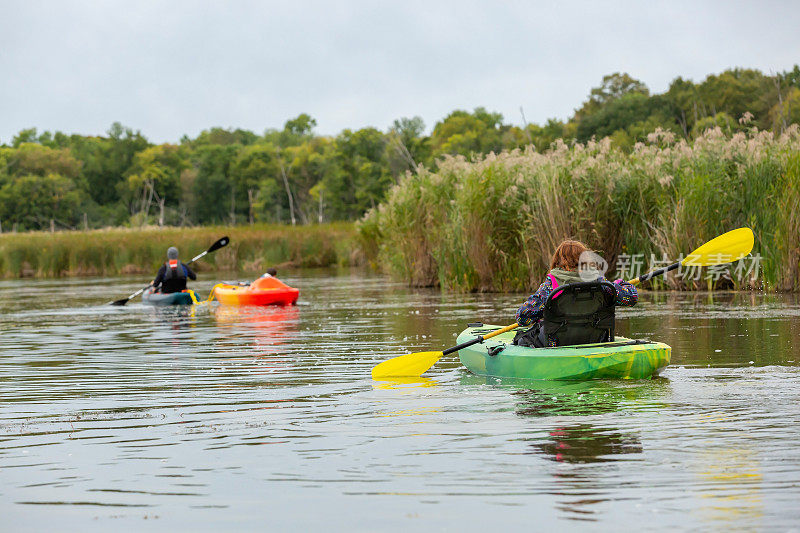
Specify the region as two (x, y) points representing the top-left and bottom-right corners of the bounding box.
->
(1, 1), (798, 144)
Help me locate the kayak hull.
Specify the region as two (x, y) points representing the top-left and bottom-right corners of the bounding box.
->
(142, 288), (197, 306)
(457, 325), (671, 380)
(213, 276), (299, 307)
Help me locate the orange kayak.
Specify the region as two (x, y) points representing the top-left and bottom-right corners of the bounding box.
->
(212, 275), (299, 306)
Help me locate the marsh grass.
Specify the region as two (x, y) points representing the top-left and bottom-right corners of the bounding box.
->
(360, 126), (800, 292)
(0, 223), (358, 278)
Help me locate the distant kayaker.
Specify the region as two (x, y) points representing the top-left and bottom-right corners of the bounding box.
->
(514, 240), (638, 347)
(151, 247), (197, 294)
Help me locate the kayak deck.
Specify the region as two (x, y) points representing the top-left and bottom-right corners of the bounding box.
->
(457, 325), (671, 380)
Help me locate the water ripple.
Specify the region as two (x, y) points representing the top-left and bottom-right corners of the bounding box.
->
(1, 273), (799, 530)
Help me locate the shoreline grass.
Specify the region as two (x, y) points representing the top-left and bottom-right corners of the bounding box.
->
(0, 223), (360, 278)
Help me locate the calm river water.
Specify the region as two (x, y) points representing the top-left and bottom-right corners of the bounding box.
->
(1, 269), (799, 531)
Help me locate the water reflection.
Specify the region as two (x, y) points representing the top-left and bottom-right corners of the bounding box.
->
(694, 447), (764, 528)
(460, 375), (668, 417)
(150, 305), (198, 331)
(534, 424), (642, 464)
(537, 423), (643, 523)
(458, 376), (651, 522)
(372, 377), (440, 421)
(514, 382), (630, 417)
(372, 377), (438, 390)
(213, 304), (299, 342)
(213, 304), (300, 374)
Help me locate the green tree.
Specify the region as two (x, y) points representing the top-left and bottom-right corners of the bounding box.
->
(263, 114), (319, 148)
(526, 119), (568, 152)
(690, 112), (745, 138)
(190, 144), (240, 224)
(11, 128), (39, 147)
(386, 116), (430, 176)
(187, 127), (258, 147)
(317, 128), (393, 219)
(769, 87), (800, 131)
(431, 107), (505, 157)
(283, 137), (338, 223)
(6, 143), (82, 180)
(570, 73), (673, 144)
(284, 113), (317, 137)
(0, 174), (84, 230)
(665, 76), (700, 137)
(229, 143), (282, 223)
(89, 123), (151, 206)
(696, 69), (771, 127)
(576, 93), (678, 144)
(0, 147), (12, 187)
(119, 144), (187, 224)
(575, 73), (649, 121)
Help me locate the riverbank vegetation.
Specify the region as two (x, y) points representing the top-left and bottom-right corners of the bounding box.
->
(359, 124), (800, 292)
(2, 67), (799, 233)
(0, 223), (358, 278)
(3, 66), (800, 289)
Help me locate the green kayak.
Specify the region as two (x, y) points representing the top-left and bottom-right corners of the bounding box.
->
(456, 324), (671, 380)
(142, 288), (198, 306)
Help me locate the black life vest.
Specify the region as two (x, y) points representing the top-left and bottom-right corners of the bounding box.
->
(163, 259), (187, 281)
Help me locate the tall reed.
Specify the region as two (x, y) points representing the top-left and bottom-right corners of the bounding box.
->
(359, 125), (800, 292)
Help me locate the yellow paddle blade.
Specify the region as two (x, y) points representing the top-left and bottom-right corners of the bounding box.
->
(371, 351), (444, 380)
(682, 228), (754, 266)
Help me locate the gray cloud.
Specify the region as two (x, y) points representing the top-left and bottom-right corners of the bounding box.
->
(1, 0), (798, 143)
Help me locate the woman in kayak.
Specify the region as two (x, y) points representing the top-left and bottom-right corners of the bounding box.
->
(151, 246), (197, 294)
(515, 240), (638, 347)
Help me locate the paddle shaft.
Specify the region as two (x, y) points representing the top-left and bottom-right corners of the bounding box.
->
(189, 250), (208, 264)
(629, 262), (679, 286)
(121, 286), (148, 302)
(442, 323), (519, 356)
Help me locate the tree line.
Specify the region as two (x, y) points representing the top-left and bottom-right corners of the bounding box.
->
(1, 65), (799, 231)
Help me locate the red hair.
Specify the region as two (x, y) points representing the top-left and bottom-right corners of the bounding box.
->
(550, 240), (590, 270)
